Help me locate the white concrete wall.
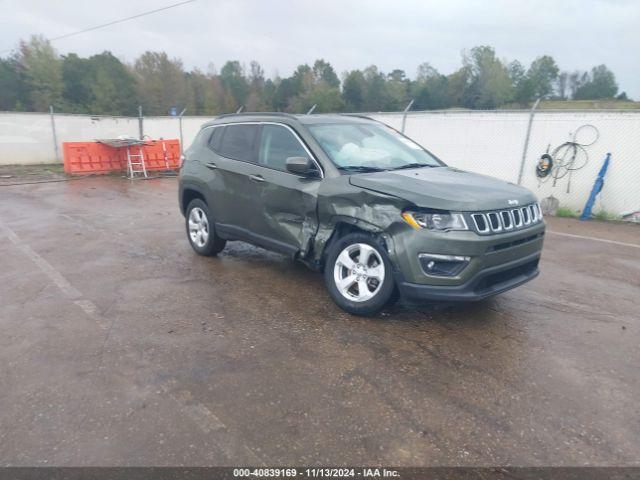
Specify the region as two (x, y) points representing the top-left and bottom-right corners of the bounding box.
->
(0, 112), (139, 165)
(2, 110), (639, 216)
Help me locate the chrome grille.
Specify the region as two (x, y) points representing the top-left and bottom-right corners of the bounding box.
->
(470, 203), (542, 235)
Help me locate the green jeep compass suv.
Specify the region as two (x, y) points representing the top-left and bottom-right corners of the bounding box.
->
(179, 113), (544, 316)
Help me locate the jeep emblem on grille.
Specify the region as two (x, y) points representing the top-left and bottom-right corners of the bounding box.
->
(508, 199), (519, 206)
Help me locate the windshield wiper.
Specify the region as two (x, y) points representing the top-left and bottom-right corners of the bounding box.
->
(390, 163), (437, 171)
(337, 165), (388, 173)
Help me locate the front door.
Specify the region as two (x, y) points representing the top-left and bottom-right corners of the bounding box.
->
(248, 124), (322, 256)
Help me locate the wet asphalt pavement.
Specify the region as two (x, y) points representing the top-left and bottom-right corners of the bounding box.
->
(0, 176), (638, 466)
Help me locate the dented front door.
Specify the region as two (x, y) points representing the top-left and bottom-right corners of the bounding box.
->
(250, 167), (320, 256)
(247, 124), (321, 256)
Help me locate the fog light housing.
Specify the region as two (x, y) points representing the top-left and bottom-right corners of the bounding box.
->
(419, 253), (470, 277)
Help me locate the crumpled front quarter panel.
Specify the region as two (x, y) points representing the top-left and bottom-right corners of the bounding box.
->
(313, 176), (410, 263)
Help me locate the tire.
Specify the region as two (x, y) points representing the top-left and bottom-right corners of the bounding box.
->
(185, 199), (226, 256)
(323, 232), (396, 316)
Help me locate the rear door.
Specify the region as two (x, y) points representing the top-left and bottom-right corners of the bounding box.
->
(248, 123), (322, 256)
(201, 123), (261, 236)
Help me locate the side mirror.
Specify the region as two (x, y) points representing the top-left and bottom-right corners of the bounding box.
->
(286, 156), (315, 176)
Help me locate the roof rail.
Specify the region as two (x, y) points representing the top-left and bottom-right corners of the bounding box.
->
(340, 113), (387, 125)
(215, 111), (299, 120)
(339, 113), (375, 120)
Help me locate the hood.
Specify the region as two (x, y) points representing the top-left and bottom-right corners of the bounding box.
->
(348, 167), (537, 211)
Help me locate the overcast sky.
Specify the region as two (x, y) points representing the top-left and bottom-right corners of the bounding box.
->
(2, 0), (638, 98)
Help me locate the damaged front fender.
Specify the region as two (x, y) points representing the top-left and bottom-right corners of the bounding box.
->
(310, 176), (412, 267)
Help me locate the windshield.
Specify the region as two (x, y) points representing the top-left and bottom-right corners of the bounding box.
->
(308, 122), (444, 172)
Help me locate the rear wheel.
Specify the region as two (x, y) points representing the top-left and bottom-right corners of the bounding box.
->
(324, 233), (396, 316)
(186, 199), (226, 256)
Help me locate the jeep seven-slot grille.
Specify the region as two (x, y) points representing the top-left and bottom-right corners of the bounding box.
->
(470, 203), (542, 235)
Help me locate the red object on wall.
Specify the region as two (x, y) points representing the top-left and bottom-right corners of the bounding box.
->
(63, 139), (181, 175)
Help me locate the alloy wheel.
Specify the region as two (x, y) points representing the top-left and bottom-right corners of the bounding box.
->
(333, 243), (385, 302)
(188, 207), (209, 248)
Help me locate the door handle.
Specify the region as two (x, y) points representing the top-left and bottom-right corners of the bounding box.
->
(249, 174), (265, 183)
(204, 161), (217, 170)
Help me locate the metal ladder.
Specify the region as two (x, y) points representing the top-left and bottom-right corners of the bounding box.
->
(126, 145), (148, 179)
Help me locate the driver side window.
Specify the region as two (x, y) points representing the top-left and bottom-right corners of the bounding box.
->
(258, 125), (309, 172)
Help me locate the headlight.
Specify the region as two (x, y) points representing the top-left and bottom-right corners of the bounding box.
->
(402, 211), (468, 231)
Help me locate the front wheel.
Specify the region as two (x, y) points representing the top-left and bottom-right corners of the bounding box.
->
(186, 199), (226, 256)
(324, 233), (396, 316)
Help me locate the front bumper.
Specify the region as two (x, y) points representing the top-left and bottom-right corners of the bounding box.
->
(387, 220), (545, 301)
(396, 251), (540, 302)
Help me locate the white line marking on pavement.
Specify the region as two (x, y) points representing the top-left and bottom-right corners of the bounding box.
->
(2, 218), (265, 464)
(160, 383), (266, 465)
(0, 220), (106, 329)
(547, 230), (640, 249)
(2, 222), (82, 298)
(73, 299), (108, 330)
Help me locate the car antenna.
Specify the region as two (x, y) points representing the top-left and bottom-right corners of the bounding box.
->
(306, 104), (317, 115)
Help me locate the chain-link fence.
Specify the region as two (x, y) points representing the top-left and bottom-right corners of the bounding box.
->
(370, 110), (640, 221)
(1, 108), (639, 221)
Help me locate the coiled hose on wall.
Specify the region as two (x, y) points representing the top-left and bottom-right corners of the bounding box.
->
(536, 124), (600, 193)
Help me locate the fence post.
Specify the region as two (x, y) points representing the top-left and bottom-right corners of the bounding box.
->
(138, 105), (144, 139)
(401, 99), (414, 133)
(49, 105), (61, 163)
(178, 107), (187, 155)
(517, 97), (541, 185)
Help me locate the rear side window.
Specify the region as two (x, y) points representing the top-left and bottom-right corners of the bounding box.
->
(218, 124), (259, 163)
(258, 124), (309, 171)
(207, 126), (224, 151)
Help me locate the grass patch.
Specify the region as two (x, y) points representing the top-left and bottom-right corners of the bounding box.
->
(555, 207), (578, 218)
(592, 210), (620, 221)
(554, 207), (621, 221)
(538, 100), (640, 110)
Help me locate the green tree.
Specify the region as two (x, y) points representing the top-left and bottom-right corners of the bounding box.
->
(386, 69), (410, 110)
(574, 65), (618, 99)
(291, 64), (312, 92)
(312, 59), (340, 88)
(286, 60), (342, 113)
(219, 60), (249, 108)
(556, 71), (569, 100)
(411, 63), (450, 109)
(361, 65), (390, 111)
(60, 52), (138, 115)
(568, 71), (586, 99)
(88, 52), (138, 115)
(509, 60), (532, 105)
(526, 55), (559, 99)
(460, 46), (513, 109)
(134, 51), (188, 115)
(342, 70), (366, 111)
(0, 41), (631, 114)
(61, 53), (92, 111)
(17, 35), (63, 111)
(184, 70), (228, 115)
(272, 77), (299, 111)
(245, 60), (268, 111)
(446, 67), (471, 107)
(0, 56), (27, 110)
